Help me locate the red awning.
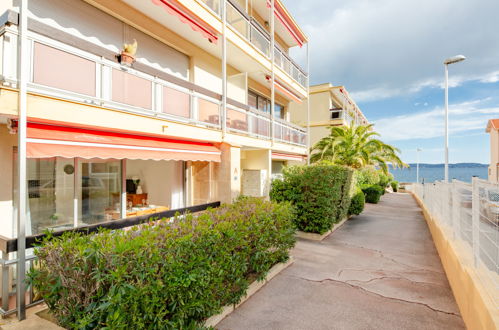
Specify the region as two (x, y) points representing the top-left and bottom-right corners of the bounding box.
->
(26, 123), (221, 162)
(152, 0), (219, 44)
(266, 0), (307, 47)
(272, 152), (305, 161)
(266, 76), (302, 103)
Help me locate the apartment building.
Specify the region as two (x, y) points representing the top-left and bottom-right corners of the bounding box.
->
(0, 0), (309, 239)
(486, 119), (499, 182)
(289, 82), (368, 148)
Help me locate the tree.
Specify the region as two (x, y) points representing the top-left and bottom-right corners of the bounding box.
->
(310, 122), (407, 173)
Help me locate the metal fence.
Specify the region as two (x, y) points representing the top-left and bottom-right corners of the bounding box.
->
(411, 178), (499, 308)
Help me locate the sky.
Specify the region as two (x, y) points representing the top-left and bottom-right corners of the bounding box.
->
(286, 0), (499, 164)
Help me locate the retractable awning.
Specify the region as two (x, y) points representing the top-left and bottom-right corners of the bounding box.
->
(265, 75), (303, 103)
(272, 152), (305, 162)
(152, 0), (219, 44)
(26, 123), (221, 162)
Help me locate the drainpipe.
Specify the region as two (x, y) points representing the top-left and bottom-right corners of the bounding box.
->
(221, 0), (227, 139)
(306, 42), (310, 165)
(16, 0), (28, 320)
(270, 0), (275, 145)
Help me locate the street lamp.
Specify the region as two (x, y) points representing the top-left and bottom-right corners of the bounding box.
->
(416, 148), (422, 184)
(444, 55), (466, 182)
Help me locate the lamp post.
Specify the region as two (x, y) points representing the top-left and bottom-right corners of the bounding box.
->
(444, 55), (466, 182)
(416, 148), (422, 184)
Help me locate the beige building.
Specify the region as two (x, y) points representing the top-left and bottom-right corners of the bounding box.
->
(289, 82), (368, 148)
(0, 0), (309, 239)
(486, 119), (499, 182)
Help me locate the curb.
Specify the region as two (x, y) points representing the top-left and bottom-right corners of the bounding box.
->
(204, 257), (294, 327)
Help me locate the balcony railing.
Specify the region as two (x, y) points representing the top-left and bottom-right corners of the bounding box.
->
(0, 29), (306, 147)
(224, 1), (308, 89)
(330, 109), (368, 126)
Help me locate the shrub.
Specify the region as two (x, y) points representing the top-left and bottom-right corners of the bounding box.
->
(391, 180), (399, 192)
(348, 187), (365, 215)
(360, 184), (384, 204)
(270, 164), (354, 234)
(356, 166), (380, 185)
(28, 197), (296, 329)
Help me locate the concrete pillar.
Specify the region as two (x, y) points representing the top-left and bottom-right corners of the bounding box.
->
(215, 143), (241, 204)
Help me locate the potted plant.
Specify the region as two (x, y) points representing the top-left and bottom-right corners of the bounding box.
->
(119, 39), (137, 66)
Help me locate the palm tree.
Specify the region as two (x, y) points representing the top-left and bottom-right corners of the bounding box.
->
(310, 122), (407, 173)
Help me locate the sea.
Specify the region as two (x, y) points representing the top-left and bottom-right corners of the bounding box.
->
(389, 164), (488, 183)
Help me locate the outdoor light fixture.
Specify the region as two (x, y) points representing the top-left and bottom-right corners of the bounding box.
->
(444, 55), (466, 65)
(443, 54), (466, 182)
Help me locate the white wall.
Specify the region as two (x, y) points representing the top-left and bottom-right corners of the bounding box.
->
(28, 0), (189, 79)
(126, 160), (184, 209)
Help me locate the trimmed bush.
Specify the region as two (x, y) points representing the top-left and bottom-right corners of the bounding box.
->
(356, 166), (380, 185)
(391, 180), (399, 192)
(270, 164), (354, 234)
(28, 197), (296, 329)
(360, 184), (384, 204)
(348, 187), (365, 215)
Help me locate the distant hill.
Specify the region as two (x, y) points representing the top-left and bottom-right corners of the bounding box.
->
(402, 163), (488, 169)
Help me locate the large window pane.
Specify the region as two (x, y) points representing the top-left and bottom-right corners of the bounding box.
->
(27, 158), (75, 234)
(33, 42), (96, 96)
(163, 86), (190, 118)
(112, 69), (152, 109)
(78, 160), (121, 225)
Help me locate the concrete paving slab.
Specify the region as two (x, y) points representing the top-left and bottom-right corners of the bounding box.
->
(218, 193), (465, 329)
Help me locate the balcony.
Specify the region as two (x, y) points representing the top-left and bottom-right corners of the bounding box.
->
(329, 109), (367, 126)
(199, 0), (308, 89)
(0, 29), (306, 147)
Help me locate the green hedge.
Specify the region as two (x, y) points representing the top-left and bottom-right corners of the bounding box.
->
(28, 197), (296, 329)
(348, 187), (365, 215)
(391, 180), (399, 192)
(356, 166), (380, 185)
(360, 184), (384, 204)
(270, 164), (354, 234)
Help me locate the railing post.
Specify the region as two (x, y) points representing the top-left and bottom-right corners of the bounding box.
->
(1, 252), (9, 312)
(471, 177), (480, 267)
(221, 0), (227, 138)
(451, 180), (460, 240)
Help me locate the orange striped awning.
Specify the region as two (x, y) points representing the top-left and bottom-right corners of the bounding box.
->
(26, 122), (221, 162)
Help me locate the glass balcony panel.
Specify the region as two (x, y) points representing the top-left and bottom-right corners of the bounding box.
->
(198, 98), (220, 126)
(227, 108), (248, 132)
(163, 86), (190, 118)
(112, 69), (152, 109)
(227, 3), (249, 38)
(199, 0), (220, 15)
(250, 25), (270, 56)
(33, 42), (96, 96)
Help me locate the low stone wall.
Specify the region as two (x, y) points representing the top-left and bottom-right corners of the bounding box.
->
(412, 193), (499, 330)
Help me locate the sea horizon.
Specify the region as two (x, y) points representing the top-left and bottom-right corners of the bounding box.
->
(389, 163), (488, 183)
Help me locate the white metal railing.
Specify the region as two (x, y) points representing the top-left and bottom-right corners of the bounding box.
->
(0, 29), (305, 147)
(412, 179), (499, 309)
(224, 1), (307, 89)
(273, 120), (306, 146)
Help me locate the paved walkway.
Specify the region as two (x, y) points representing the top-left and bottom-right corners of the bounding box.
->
(218, 193), (465, 330)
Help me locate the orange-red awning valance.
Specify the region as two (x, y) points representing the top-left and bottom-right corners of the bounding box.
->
(265, 75), (303, 103)
(25, 123), (221, 162)
(272, 152), (305, 161)
(152, 0), (219, 44)
(266, 0), (307, 47)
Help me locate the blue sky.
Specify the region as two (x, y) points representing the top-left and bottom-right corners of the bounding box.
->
(286, 0), (499, 164)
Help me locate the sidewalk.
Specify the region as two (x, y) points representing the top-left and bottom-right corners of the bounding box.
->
(218, 193), (465, 330)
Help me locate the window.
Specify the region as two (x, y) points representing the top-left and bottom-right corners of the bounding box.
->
(330, 110), (342, 120)
(248, 90), (285, 118)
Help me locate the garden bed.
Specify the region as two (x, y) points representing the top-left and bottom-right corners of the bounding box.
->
(296, 216), (350, 241)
